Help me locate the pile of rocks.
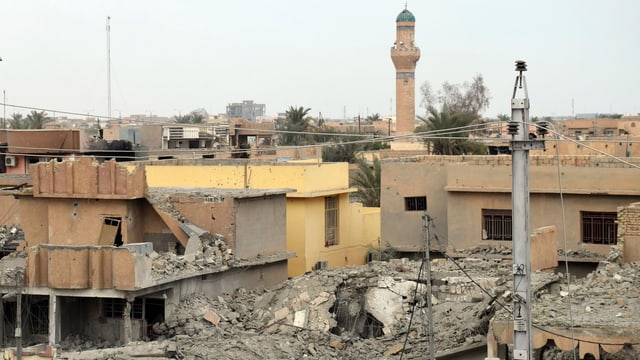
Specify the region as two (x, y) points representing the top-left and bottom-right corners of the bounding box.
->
(0, 224), (24, 254)
(146, 258), (505, 359)
(149, 233), (233, 280)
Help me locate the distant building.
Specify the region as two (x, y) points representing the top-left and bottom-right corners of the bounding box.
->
(226, 100), (266, 122)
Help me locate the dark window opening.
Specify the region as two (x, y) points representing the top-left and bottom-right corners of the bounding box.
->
(325, 196), (338, 246)
(102, 298), (143, 319)
(581, 211), (617, 245)
(482, 209), (512, 241)
(404, 196), (427, 211)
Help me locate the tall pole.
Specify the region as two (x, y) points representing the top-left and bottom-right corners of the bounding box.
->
(2, 90), (5, 129)
(106, 16), (111, 130)
(508, 60), (544, 360)
(16, 272), (22, 360)
(422, 213), (436, 360)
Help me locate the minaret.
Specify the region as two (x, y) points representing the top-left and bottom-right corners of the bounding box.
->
(391, 5), (420, 135)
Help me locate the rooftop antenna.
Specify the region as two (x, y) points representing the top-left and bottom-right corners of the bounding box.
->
(507, 60), (545, 360)
(105, 16), (111, 135)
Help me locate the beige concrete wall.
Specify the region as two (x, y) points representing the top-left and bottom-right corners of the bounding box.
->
(172, 196), (236, 250)
(382, 156), (640, 254)
(235, 196), (286, 259)
(27, 246), (139, 290)
(32, 157), (145, 199)
(531, 226), (558, 271)
(0, 195), (21, 225)
(381, 159), (448, 252)
(46, 198), (129, 246)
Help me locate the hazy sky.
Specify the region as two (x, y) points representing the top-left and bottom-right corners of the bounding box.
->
(1, 1), (638, 120)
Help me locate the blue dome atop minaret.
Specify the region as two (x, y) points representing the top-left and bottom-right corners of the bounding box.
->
(396, 8), (415, 22)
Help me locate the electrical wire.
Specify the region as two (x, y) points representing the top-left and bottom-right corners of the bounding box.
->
(399, 256), (426, 360)
(430, 223), (640, 347)
(546, 121), (578, 359)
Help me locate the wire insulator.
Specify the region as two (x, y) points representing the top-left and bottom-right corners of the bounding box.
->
(515, 60), (527, 72)
(507, 121), (520, 136)
(536, 121), (549, 138)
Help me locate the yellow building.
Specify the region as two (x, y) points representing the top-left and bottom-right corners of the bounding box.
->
(145, 160), (381, 276)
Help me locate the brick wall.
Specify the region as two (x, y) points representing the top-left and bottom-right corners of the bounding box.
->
(617, 202), (640, 262)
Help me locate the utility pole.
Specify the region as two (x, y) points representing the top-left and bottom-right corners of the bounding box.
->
(422, 213), (436, 360)
(508, 60), (545, 360)
(16, 272), (23, 360)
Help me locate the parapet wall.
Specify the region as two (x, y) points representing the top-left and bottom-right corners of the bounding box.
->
(26, 244), (151, 290)
(380, 154), (640, 168)
(31, 157), (145, 199)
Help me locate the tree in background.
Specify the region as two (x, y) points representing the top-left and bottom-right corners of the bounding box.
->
(276, 106), (312, 146)
(417, 74), (490, 155)
(420, 74), (491, 117)
(25, 110), (51, 129)
(173, 112), (205, 124)
(415, 106), (486, 155)
(351, 156), (381, 207)
(8, 113), (28, 129)
(365, 113), (382, 124)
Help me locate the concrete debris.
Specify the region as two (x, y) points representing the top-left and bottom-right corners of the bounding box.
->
(0, 224), (24, 255)
(55, 255), (640, 359)
(494, 261), (640, 358)
(96, 258), (502, 359)
(149, 233), (233, 280)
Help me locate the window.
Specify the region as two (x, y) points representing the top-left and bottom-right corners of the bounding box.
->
(325, 196), (338, 246)
(102, 298), (143, 319)
(482, 209), (512, 241)
(581, 212), (617, 245)
(99, 217), (123, 246)
(405, 196), (427, 211)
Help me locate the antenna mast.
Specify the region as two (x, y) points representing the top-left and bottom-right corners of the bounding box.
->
(106, 16), (111, 131)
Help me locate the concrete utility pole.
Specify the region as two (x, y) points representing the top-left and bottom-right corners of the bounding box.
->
(422, 213), (436, 360)
(508, 60), (545, 360)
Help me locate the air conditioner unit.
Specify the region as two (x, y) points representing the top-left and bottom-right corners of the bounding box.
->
(4, 156), (16, 167)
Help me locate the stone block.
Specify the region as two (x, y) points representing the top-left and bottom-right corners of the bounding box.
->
(203, 310), (220, 325)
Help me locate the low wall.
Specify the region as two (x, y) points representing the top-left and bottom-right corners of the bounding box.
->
(26, 244), (151, 290)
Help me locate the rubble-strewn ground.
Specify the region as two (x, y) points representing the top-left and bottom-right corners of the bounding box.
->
(3, 221), (637, 359)
(61, 258), (506, 359)
(494, 261), (640, 359)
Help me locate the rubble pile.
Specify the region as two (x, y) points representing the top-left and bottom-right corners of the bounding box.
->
(149, 233), (234, 280)
(557, 248), (603, 259)
(145, 258), (505, 359)
(0, 224), (24, 254)
(60, 256), (640, 359)
(494, 261), (640, 359)
(453, 245), (512, 257)
(532, 261), (640, 328)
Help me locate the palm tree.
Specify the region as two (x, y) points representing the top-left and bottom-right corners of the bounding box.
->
(366, 113), (382, 124)
(25, 110), (51, 129)
(8, 113), (28, 129)
(351, 157), (381, 207)
(277, 106), (312, 145)
(415, 105), (485, 155)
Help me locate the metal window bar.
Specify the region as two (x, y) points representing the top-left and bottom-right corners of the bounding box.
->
(582, 212), (617, 245)
(482, 210), (512, 241)
(325, 196), (338, 246)
(405, 196), (427, 211)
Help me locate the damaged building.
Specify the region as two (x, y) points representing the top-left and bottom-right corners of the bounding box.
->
(0, 157), (292, 348)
